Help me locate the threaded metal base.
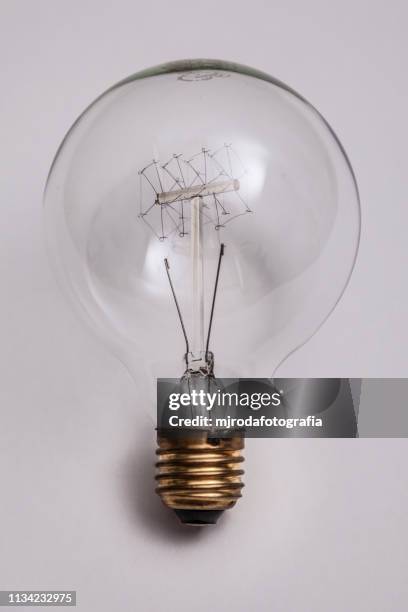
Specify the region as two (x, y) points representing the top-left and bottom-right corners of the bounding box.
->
(155, 434), (245, 517)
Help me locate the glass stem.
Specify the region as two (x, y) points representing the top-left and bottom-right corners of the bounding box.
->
(190, 196), (205, 362)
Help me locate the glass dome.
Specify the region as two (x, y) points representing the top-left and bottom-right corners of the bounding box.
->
(44, 59), (360, 389)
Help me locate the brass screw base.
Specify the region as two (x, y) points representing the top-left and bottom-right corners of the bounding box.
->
(155, 433), (245, 515)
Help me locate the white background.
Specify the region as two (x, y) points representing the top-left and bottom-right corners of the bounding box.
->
(1, 1), (407, 610)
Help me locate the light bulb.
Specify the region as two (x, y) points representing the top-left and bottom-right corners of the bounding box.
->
(44, 59), (360, 525)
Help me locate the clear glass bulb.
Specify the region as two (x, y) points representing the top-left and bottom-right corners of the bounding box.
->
(44, 59), (360, 419)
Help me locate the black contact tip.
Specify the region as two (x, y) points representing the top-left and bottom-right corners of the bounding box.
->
(174, 510), (224, 526)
